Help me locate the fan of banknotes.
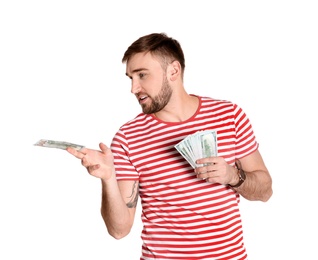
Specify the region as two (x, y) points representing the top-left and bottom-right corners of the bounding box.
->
(34, 139), (85, 151)
(175, 130), (217, 168)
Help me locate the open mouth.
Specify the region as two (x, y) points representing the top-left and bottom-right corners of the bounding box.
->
(139, 95), (148, 104)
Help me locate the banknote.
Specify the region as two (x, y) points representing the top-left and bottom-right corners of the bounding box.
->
(175, 130), (217, 168)
(34, 139), (85, 151)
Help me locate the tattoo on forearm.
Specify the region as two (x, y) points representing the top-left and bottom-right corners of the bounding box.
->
(126, 181), (139, 208)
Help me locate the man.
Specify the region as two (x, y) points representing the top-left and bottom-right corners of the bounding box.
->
(67, 33), (273, 259)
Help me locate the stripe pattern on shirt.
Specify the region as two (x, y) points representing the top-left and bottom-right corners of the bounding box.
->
(111, 96), (258, 260)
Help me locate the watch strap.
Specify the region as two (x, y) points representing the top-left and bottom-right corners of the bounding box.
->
(229, 161), (246, 188)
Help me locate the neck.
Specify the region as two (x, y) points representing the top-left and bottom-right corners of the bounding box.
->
(154, 94), (199, 122)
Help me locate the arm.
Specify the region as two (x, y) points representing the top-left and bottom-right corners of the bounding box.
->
(101, 177), (138, 239)
(195, 149), (273, 202)
(66, 143), (137, 239)
(230, 150), (272, 201)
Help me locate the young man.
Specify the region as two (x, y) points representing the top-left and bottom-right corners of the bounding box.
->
(67, 33), (273, 260)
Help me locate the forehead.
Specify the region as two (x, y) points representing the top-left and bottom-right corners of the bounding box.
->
(126, 52), (162, 75)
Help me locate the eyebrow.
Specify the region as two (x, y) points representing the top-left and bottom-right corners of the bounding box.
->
(125, 68), (148, 77)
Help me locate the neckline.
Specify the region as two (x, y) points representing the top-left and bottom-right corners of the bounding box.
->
(149, 94), (201, 125)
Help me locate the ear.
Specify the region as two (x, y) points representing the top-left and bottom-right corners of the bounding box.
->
(168, 60), (181, 81)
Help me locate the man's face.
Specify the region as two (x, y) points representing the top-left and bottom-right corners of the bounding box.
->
(126, 52), (172, 114)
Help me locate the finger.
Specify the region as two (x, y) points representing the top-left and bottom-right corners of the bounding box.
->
(205, 173), (219, 183)
(66, 147), (79, 156)
(99, 142), (108, 153)
(196, 157), (217, 165)
(197, 171), (208, 180)
(197, 167), (218, 180)
(205, 177), (213, 183)
(195, 164), (215, 175)
(81, 156), (92, 167)
(78, 147), (88, 154)
(67, 147), (87, 159)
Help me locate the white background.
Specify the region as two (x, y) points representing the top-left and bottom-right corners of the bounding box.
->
(1, 1), (317, 259)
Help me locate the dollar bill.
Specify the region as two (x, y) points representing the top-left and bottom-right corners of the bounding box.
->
(200, 130), (217, 158)
(34, 139), (85, 151)
(175, 130), (217, 168)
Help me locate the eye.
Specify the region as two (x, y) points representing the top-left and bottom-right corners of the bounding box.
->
(139, 72), (146, 79)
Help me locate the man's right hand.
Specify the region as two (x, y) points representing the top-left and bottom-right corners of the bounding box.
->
(66, 142), (115, 180)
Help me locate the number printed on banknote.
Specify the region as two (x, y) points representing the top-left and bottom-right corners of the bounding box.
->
(34, 139), (85, 151)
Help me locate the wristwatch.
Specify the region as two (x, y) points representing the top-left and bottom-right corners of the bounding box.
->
(229, 161), (246, 188)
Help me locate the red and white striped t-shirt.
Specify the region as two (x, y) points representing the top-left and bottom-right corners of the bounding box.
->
(111, 95), (258, 260)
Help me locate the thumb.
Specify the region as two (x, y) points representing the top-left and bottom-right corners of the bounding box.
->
(99, 142), (108, 153)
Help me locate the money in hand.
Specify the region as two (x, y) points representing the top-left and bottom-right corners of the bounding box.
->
(34, 139), (85, 151)
(175, 130), (217, 168)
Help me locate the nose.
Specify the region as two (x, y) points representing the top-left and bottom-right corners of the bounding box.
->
(131, 79), (141, 94)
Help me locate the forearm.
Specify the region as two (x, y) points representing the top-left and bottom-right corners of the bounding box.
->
(100, 175), (133, 239)
(233, 169), (273, 202)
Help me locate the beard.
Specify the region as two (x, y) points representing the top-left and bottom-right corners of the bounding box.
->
(141, 76), (173, 114)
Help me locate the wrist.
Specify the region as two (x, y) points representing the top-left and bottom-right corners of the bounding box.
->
(229, 161), (246, 188)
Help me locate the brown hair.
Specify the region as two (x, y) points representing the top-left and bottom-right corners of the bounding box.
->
(122, 33), (185, 75)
